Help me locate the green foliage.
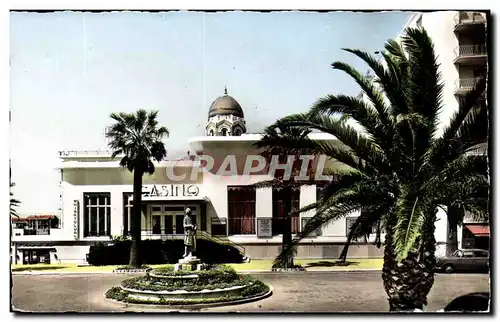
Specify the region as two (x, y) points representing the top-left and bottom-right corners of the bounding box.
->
(153, 264), (238, 285)
(112, 235), (130, 243)
(120, 274), (253, 292)
(10, 182), (20, 218)
(105, 282), (269, 306)
(106, 109), (169, 174)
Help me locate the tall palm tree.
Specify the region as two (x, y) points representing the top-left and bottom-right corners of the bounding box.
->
(265, 27), (489, 311)
(253, 125), (315, 268)
(106, 110), (169, 268)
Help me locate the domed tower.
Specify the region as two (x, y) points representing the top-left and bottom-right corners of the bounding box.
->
(205, 87), (246, 136)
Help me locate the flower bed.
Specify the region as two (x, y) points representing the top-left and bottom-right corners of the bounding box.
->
(105, 264), (271, 306)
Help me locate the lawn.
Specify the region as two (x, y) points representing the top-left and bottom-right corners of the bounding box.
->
(11, 258), (382, 273)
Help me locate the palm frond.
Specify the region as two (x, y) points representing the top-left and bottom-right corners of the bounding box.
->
(330, 61), (392, 129)
(107, 110), (168, 174)
(276, 113), (390, 173)
(393, 188), (425, 262)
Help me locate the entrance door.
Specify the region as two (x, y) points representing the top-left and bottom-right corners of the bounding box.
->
(164, 215), (173, 234)
(152, 216), (162, 234)
(175, 214), (184, 234)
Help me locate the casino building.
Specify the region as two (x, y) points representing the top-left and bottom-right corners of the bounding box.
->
(11, 88), (482, 264)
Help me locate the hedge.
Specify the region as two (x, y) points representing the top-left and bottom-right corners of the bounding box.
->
(87, 239), (244, 266)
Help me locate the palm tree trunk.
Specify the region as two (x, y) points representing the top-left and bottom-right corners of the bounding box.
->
(282, 186), (294, 268)
(383, 210), (436, 311)
(446, 206), (459, 256)
(129, 168), (143, 268)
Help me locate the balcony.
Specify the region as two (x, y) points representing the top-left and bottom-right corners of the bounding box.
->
(454, 45), (487, 65)
(454, 77), (483, 95)
(454, 12), (486, 33)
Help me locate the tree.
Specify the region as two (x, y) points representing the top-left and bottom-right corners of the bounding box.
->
(106, 110), (169, 268)
(10, 182), (21, 218)
(10, 164), (20, 219)
(266, 27), (489, 311)
(253, 125), (315, 268)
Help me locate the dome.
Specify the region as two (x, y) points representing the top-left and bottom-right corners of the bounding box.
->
(208, 88), (244, 119)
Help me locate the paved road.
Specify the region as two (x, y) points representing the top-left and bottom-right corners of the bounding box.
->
(11, 272), (489, 312)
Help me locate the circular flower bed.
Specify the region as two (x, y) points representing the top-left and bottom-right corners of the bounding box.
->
(105, 264), (271, 306)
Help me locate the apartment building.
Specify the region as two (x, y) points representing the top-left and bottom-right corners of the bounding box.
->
(399, 11), (489, 255)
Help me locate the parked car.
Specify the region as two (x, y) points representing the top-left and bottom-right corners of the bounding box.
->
(436, 249), (489, 273)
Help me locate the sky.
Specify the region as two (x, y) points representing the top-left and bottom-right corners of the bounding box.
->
(10, 11), (411, 214)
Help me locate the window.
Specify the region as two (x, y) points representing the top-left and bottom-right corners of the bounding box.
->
(209, 130), (214, 136)
(164, 206), (186, 212)
(474, 251), (488, 257)
(463, 251), (475, 258)
(123, 193), (133, 236)
(301, 217), (322, 236)
(228, 186), (256, 234)
(234, 129), (241, 136)
(84, 193), (111, 237)
(346, 217), (358, 236)
(272, 187), (300, 235)
(221, 128), (228, 136)
(316, 183), (327, 201)
(346, 215), (385, 236)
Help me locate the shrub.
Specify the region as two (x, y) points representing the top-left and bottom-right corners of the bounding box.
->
(88, 239), (245, 266)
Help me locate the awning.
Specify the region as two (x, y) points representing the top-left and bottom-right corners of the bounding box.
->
(465, 224), (490, 237)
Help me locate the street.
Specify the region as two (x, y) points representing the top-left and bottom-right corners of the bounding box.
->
(11, 271), (490, 312)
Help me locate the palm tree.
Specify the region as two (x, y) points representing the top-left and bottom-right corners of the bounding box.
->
(10, 182), (21, 218)
(253, 125), (315, 268)
(10, 164), (20, 219)
(265, 27), (489, 311)
(106, 110), (169, 268)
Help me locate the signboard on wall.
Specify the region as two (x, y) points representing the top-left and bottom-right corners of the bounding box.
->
(73, 200), (79, 240)
(142, 184), (200, 198)
(211, 218), (227, 225)
(257, 218), (273, 238)
(211, 217), (227, 236)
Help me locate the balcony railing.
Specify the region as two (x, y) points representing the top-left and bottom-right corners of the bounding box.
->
(454, 12), (486, 26)
(228, 217), (256, 235)
(23, 228), (50, 236)
(58, 150), (114, 157)
(455, 77), (482, 92)
(455, 45), (487, 58)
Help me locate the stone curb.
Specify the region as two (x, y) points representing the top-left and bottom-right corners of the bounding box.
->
(104, 284), (274, 310)
(12, 268), (381, 275)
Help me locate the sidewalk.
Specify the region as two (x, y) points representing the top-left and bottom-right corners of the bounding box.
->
(12, 267), (382, 275)
(11, 258), (383, 275)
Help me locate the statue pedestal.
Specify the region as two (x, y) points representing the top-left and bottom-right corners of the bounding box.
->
(174, 256), (205, 271)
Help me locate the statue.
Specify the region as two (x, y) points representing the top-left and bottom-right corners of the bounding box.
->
(183, 208), (197, 258)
